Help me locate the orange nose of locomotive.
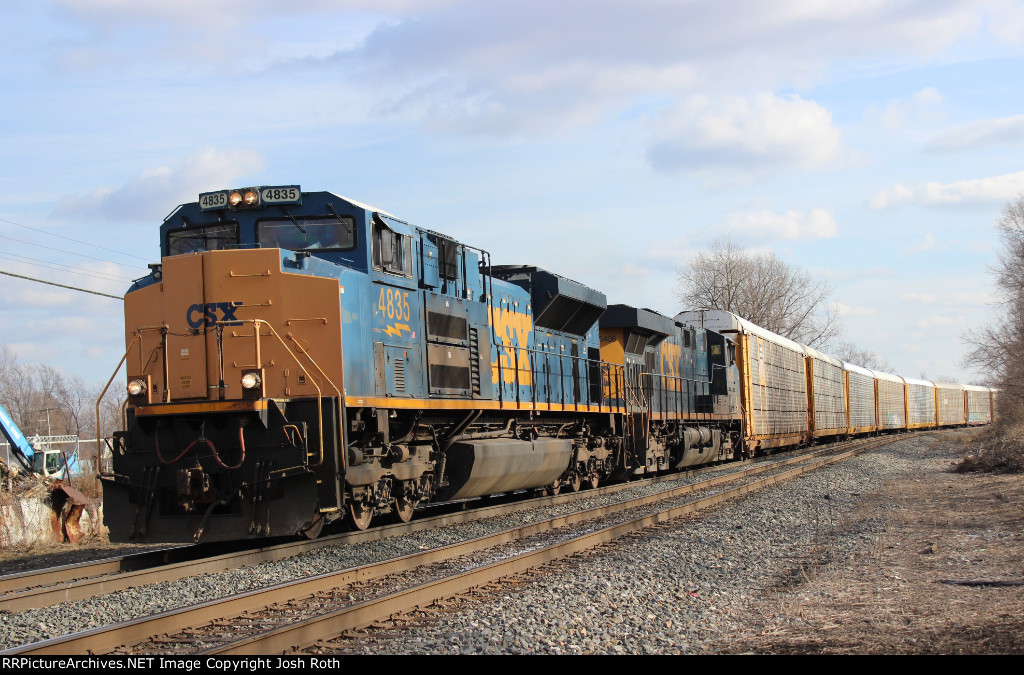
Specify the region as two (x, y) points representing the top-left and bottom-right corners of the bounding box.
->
(123, 248), (344, 406)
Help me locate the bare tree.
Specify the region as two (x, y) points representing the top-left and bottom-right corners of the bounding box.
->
(833, 341), (893, 372)
(54, 374), (90, 437)
(0, 346), (123, 440)
(963, 193), (1024, 425)
(675, 237), (842, 348)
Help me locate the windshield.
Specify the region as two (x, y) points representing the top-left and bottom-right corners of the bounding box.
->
(167, 223), (239, 256)
(258, 217), (356, 252)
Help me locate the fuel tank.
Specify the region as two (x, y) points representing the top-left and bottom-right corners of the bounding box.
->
(441, 437), (573, 500)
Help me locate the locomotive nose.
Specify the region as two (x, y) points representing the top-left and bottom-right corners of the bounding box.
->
(104, 248), (348, 543)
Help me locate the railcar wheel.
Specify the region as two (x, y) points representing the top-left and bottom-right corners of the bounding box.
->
(348, 502), (374, 531)
(547, 480), (561, 496)
(393, 497), (418, 523)
(567, 472), (582, 493)
(586, 474), (599, 490)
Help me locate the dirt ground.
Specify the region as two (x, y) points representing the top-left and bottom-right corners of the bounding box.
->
(717, 437), (1024, 654)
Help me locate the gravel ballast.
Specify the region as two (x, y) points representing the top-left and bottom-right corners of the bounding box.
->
(334, 435), (947, 654)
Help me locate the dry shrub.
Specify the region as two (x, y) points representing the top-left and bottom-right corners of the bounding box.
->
(953, 424), (1024, 473)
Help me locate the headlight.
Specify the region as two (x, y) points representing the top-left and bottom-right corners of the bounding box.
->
(229, 191), (243, 206)
(243, 190), (258, 205)
(127, 379), (148, 396)
(241, 372), (262, 389)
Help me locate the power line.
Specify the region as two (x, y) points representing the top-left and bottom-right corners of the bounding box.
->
(0, 269), (123, 300)
(0, 252), (133, 284)
(0, 232), (148, 272)
(0, 216), (151, 262)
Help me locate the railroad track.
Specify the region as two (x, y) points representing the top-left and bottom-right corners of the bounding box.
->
(0, 436), (795, 611)
(2, 431), (923, 655)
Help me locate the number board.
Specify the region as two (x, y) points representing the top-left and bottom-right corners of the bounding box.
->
(197, 186), (302, 211)
(260, 186), (302, 206)
(198, 191), (228, 211)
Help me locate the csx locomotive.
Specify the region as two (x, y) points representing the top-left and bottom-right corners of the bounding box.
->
(99, 186), (994, 543)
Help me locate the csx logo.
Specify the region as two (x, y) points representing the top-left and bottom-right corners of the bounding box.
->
(186, 302), (242, 329)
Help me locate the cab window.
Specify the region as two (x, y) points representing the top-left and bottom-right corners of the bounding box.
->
(258, 217), (356, 252)
(372, 220), (413, 278)
(167, 223), (239, 256)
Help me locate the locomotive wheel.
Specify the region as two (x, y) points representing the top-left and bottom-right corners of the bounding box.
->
(393, 497), (418, 524)
(567, 472), (582, 493)
(547, 480), (561, 496)
(586, 474), (600, 490)
(348, 502), (374, 531)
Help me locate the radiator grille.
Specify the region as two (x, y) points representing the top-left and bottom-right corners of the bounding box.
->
(427, 311), (468, 343)
(429, 364), (471, 391)
(469, 327), (481, 396)
(393, 357), (406, 393)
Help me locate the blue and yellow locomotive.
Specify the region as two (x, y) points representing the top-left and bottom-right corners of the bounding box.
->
(101, 186), (739, 542)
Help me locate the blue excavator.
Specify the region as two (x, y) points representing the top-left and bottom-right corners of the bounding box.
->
(0, 400), (79, 480)
(1, 399), (92, 542)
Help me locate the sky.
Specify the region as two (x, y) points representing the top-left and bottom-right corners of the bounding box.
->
(2, 0), (1024, 386)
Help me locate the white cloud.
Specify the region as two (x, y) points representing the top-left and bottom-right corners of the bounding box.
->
(876, 86), (944, 132)
(31, 2), (1007, 140)
(988, 2), (1024, 44)
(646, 93), (844, 175)
(914, 86), (944, 106)
(925, 114), (1024, 153)
(902, 233), (958, 254)
(869, 170), (1024, 209)
(719, 207), (839, 241)
(52, 148), (267, 222)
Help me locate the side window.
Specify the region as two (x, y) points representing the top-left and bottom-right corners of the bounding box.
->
(372, 220), (413, 278)
(437, 236), (458, 280)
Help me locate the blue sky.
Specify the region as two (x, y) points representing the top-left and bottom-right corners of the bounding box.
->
(2, 0), (1024, 385)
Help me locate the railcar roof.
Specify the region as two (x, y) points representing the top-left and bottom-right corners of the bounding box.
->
(871, 370), (905, 383)
(803, 345), (843, 368)
(842, 361), (875, 377)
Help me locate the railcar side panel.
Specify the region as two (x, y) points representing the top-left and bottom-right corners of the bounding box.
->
(843, 362), (877, 434)
(805, 347), (846, 438)
(964, 385), (993, 425)
(934, 382), (966, 427)
(904, 378), (936, 429)
(873, 371), (907, 431)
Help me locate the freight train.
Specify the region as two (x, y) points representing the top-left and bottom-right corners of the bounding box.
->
(98, 186), (995, 543)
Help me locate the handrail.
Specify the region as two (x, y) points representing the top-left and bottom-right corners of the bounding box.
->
(284, 332), (344, 471)
(95, 326), (165, 463)
(222, 319), (325, 468)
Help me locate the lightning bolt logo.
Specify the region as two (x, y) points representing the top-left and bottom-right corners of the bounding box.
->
(383, 323), (411, 338)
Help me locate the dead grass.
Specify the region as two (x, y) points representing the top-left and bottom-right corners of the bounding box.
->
(715, 435), (1024, 654)
(954, 424), (1024, 474)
